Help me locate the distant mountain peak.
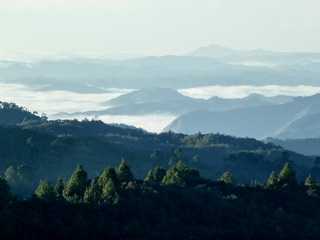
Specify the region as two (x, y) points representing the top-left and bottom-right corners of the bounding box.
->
(191, 44), (236, 58)
(105, 87), (190, 106)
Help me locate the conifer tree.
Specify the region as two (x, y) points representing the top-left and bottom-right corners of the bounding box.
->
(219, 171), (234, 185)
(34, 180), (56, 201)
(84, 178), (101, 204)
(117, 159), (134, 183)
(144, 166), (166, 183)
(54, 178), (65, 198)
(101, 178), (119, 205)
(278, 162), (297, 186)
(304, 175), (317, 189)
(4, 166), (18, 186)
(63, 165), (88, 202)
(162, 161), (201, 187)
(266, 171), (278, 189)
(98, 167), (118, 188)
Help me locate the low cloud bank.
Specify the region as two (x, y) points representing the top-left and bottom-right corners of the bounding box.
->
(0, 83), (131, 115)
(2, 83), (320, 132)
(179, 85), (320, 99)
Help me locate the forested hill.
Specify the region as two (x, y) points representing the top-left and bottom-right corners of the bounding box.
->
(0, 101), (41, 125)
(0, 119), (318, 197)
(0, 102), (319, 197)
(1, 102), (320, 239)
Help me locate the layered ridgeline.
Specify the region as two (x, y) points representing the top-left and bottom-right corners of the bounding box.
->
(191, 44), (320, 65)
(267, 138), (320, 157)
(0, 101), (319, 197)
(56, 88), (293, 118)
(165, 94), (320, 139)
(1, 48), (320, 92)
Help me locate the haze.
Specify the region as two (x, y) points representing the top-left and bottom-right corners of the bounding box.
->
(1, 0), (320, 59)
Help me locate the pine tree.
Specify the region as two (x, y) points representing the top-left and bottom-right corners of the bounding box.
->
(84, 178), (101, 204)
(101, 179), (119, 205)
(63, 165), (88, 202)
(278, 162), (297, 186)
(162, 161), (201, 187)
(54, 178), (65, 198)
(144, 166), (166, 183)
(266, 171), (278, 189)
(117, 159), (134, 183)
(305, 175), (317, 189)
(98, 167), (118, 188)
(4, 166), (18, 186)
(34, 180), (56, 201)
(162, 166), (182, 186)
(219, 171), (234, 185)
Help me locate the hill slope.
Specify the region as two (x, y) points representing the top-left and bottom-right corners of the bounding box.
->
(60, 89), (293, 117)
(165, 94), (320, 139)
(0, 102), (41, 125)
(267, 138), (320, 156)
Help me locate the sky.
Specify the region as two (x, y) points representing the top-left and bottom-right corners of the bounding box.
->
(1, 0), (320, 59)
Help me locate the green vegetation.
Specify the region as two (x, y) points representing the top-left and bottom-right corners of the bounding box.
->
(0, 161), (318, 239)
(34, 180), (56, 201)
(63, 165), (88, 202)
(1, 118), (318, 198)
(1, 103), (320, 239)
(219, 171), (234, 185)
(144, 166), (166, 183)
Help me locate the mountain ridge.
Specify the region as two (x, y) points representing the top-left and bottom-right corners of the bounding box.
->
(164, 94), (320, 139)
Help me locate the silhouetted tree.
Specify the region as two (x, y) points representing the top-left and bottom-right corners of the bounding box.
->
(54, 178), (65, 199)
(84, 178), (101, 204)
(63, 165), (88, 202)
(98, 167), (118, 188)
(219, 171), (234, 185)
(101, 179), (119, 205)
(117, 160), (134, 183)
(4, 166), (18, 186)
(162, 161), (201, 187)
(278, 162), (297, 187)
(144, 166), (166, 183)
(305, 174), (317, 189)
(266, 171), (278, 189)
(34, 180), (56, 201)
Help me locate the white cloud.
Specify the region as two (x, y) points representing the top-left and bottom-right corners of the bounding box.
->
(2, 83), (320, 132)
(0, 83), (131, 115)
(98, 114), (177, 133)
(179, 85), (320, 99)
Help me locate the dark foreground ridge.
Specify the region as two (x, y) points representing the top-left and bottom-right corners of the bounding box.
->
(0, 161), (320, 240)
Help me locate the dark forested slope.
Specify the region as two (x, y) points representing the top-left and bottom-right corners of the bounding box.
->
(0, 102), (319, 196)
(0, 102), (41, 125)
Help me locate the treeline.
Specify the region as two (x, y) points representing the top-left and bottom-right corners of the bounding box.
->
(1, 160), (320, 239)
(0, 101), (42, 126)
(1, 122), (317, 195)
(31, 161), (320, 203)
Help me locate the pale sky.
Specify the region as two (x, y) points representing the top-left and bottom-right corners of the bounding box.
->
(1, 0), (320, 59)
